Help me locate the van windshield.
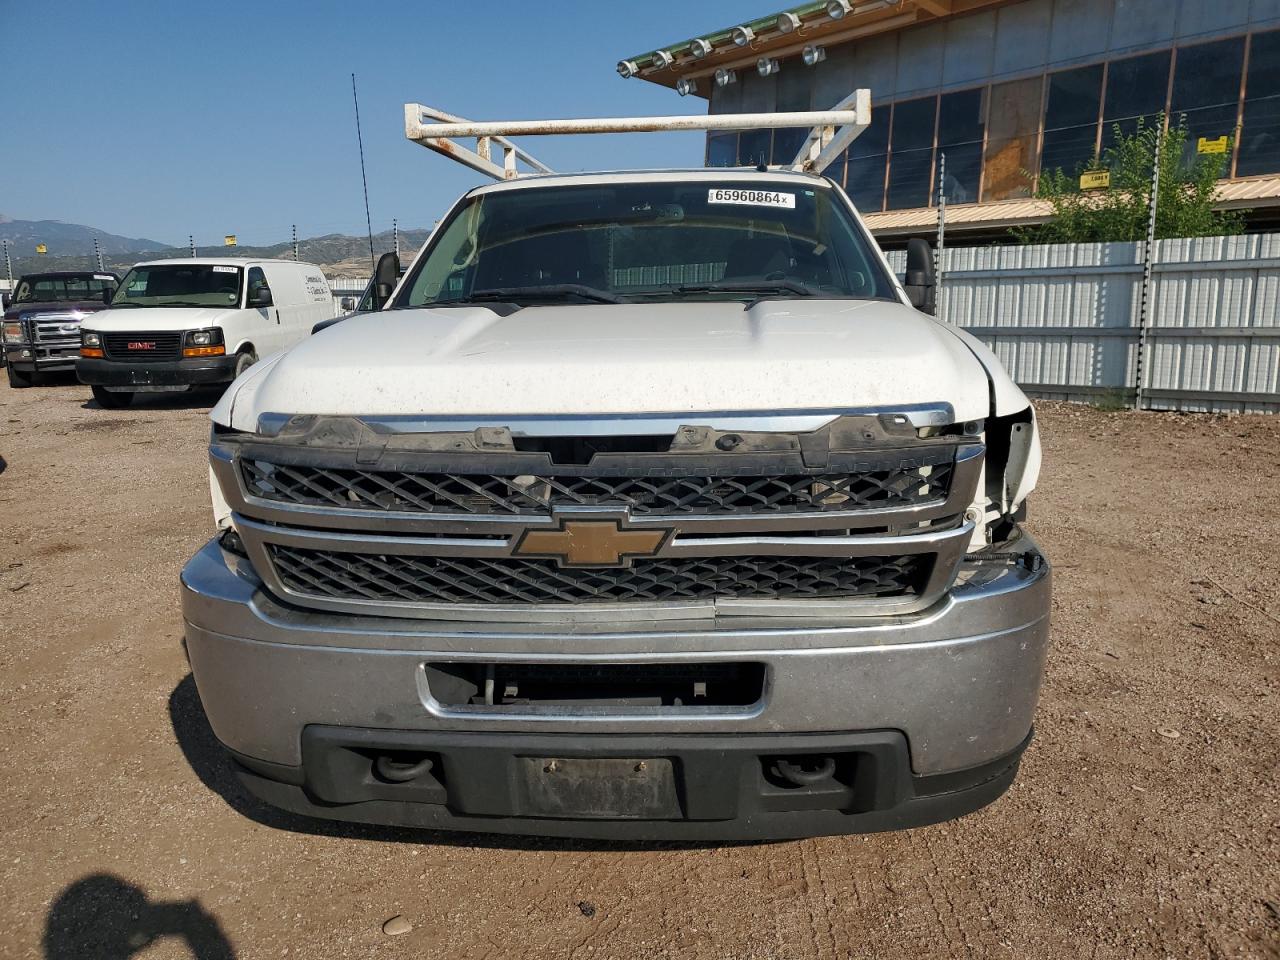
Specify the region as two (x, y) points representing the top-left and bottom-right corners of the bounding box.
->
(111, 265), (244, 308)
(14, 274), (116, 304)
(396, 180), (897, 307)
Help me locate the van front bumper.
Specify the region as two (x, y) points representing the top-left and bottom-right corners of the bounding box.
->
(181, 533), (1051, 840)
(76, 355), (239, 387)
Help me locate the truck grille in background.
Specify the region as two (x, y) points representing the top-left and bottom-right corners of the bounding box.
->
(240, 457), (956, 516)
(102, 332), (183, 362)
(267, 544), (930, 606)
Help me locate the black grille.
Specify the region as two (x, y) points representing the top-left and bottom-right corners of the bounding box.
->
(241, 458), (955, 517)
(102, 332), (183, 362)
(267, 544), (929, 606)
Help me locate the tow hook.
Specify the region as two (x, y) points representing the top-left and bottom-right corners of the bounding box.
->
(774, 756), (837, 786)
(374, 754), (435, 783)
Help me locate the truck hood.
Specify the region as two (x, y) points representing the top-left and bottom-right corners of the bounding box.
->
(82, 306), (235, 332)
(4, 300), (107, 320)
(214, 300), (1005, 432)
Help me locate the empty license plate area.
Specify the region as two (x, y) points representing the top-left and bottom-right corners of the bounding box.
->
(518, 757), (680, 819)
(423, 661), (767, 714)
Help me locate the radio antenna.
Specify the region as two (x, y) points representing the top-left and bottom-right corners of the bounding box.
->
(352, 73), (376, 270)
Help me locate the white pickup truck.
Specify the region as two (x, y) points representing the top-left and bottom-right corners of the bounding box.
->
(180, 104), (1049, 841)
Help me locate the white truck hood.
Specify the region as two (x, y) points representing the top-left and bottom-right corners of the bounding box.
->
(83, 306), (235, 332)
(212, 300), (1011, 432)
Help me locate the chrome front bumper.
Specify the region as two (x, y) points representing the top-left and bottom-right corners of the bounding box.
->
(181, 531), (1051, 778)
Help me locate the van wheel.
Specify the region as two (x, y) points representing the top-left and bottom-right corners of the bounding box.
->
(233, 349), (258, 380)
(6, 365), (34, 388)
(92, 385), (132, 409)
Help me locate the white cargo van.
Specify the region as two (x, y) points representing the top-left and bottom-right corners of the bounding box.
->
(77, 258), (336, 408)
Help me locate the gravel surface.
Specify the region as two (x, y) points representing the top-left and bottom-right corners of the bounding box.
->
(1, 379), (1277, 959)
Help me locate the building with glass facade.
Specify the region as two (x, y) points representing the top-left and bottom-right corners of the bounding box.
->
(619, 0), (1280, 241)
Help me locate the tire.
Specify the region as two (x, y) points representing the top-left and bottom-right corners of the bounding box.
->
(6, 364), (34, 388)
(91, 385), (132, 409)
(233, 349), (258, 380)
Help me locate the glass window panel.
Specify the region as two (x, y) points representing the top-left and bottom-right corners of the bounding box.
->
(1177, 105), (1241, 166)
(707, 133), (738, 168)
(1045, 64), (1104, 129)
(846, 153), (887, 212)
(849, 106), (890, 159)
(1239, 29), (1280, 177)
(938, 88), (984, 146)
(1102, 50), (1171, 152)
(1172, 37), (1245, 113)
(1041, 64), (1103, 178)
(890, 96), (937, 151)
(771, 127), (809, 165)
(938, 143), (983, 204)
(984, 76), (1043, 201)
(737, 129), (772, 166)
(936, 89), (985, 204)
(1041, 125), (1100, 177)
(886, 97), (937, 209)
(825, 153), (848, 190)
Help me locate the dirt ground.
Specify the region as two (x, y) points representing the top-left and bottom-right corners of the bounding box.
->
(1, 378), (1277, 960)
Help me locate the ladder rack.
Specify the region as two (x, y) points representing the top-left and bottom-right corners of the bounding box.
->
(404, 89), (871, 181)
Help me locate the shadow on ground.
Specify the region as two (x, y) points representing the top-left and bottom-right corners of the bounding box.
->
(168, 674), (737, 852)
(43, 874), (235, 959)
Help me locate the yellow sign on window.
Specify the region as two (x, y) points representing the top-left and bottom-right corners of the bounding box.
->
(1080, 169), (1111, 191)
(35, 243), (47, 254)
(1197, 136), (1229, 155)
(224, 235), (237, 247)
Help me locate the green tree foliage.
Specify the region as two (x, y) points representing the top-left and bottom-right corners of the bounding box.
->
(1015, 116), (1245, 244)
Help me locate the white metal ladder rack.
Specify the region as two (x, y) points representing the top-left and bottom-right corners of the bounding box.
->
(403, 90), (871, 182)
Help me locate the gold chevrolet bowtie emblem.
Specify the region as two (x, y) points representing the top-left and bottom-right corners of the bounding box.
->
(514, 520), (668, 567)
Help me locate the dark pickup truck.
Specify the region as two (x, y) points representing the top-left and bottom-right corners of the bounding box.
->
(3, 271), (119, 387)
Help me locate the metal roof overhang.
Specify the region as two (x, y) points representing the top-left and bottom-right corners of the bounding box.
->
(623, 0), (1021, 95)
(862, 175), (1280, 237)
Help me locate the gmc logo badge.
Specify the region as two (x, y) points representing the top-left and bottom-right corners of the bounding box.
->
(126, 341), (157, 351)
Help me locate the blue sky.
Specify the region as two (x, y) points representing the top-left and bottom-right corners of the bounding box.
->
(1, 1), (764, 246)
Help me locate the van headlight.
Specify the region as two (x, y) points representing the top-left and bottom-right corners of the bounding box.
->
(81, 330), (102, 348)
(2, 321), (23, 343)
(183, 328), (225, 357)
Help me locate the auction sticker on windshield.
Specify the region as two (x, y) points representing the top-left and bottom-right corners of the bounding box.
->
(708, 188), (796, 209)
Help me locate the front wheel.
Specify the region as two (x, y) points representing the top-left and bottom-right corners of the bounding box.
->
(91, 385), (132, 409)
(233, 349), (258, 380)
(6, 364), (34, 388)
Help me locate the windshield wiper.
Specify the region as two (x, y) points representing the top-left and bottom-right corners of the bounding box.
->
(675, 279), (823, 298)
(456, 284), (627, 305)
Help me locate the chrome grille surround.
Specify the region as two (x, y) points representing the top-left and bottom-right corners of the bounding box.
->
(212, 412), (985, 623)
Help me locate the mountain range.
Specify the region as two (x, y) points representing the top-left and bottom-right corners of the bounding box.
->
(0, 216), (432, 280)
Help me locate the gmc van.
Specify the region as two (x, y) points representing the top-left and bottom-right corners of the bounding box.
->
(77, 258), (336, 408)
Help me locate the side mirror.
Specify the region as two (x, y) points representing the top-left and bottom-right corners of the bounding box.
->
(340, 297), (355, 313)
(102, 288), (114, 304)
(903, 237), (937, 315)
(1, 293), (9, 309)
(373, 251), (400, 309)
(250, 285), (273, 308)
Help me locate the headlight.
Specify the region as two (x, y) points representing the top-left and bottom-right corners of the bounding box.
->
(184, 328), (224, 347)
(183, 327), (225, 357)
(2, 321), (23, 343)
(82, 331), (102, 348)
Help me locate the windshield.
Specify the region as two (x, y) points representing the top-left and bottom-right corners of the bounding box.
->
(395, 180), (897, 307)
(111, 264), (243, 308)
(14, 274), (117, 304)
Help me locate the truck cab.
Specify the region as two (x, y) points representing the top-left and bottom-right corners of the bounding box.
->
(77, 258), (336, 408)
(2, 271), (118, 387)
(180, 105), (1049, 841)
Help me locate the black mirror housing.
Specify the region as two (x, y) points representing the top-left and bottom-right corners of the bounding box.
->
(372, 252), (400, 309)
(250, 286), (273, 308)
(102, 287), (114, 304)
(903, 237), (937, 315)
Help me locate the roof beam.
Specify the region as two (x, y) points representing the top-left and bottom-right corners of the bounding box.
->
(912, 0), (953, 15)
